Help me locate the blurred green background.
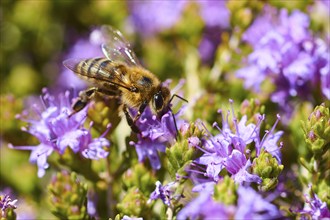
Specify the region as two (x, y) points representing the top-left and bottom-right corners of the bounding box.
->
(1, 1), (130, 96)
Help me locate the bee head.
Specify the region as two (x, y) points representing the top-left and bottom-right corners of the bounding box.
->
(152, 86), (171, 117)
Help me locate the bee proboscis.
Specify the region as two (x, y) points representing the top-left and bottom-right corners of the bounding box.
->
(63, 25), (186, 133)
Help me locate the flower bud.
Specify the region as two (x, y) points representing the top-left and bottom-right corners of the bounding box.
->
(302, 103), (330, 156)
(166, 123), (203, 180)
(252, 151), (284, 191)
(48, 171), (89, 219)
(116, 187), (149, 218)
(122, 163), (156, 195)
(214, 176), (237, 205)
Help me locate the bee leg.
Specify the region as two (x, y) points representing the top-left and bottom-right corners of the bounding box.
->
(123, 105), (141, 133)
(69, 87), (98, 117)
(133, 101), (148, 123)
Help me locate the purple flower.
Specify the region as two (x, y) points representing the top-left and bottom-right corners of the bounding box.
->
(225, 150), (261, 184)
(58, 28), (104, 89)
(299, 191), (330, 219)
(129, 108), (183, 170)
(148, 181), (177, 207)
(0, 193), (17, 218)
(129, 80), (186, 170)
(193, 100), (282, 184)
(9, 89), (110, 177)
(237, 7), (330, 116)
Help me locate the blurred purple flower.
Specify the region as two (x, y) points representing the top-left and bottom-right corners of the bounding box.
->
(178, 185), (282, 219)
(193, 100), (282, 184)
(128, 1), (229, 64)
(128, 1), (186, 37)
(122, 216), (143, 220)
(197, 0), (229, 28)
(58, 28), (104, 89)
(177, 189), (232, 220)
(237, 8), (330, 116)
(9, 89), (110, 177)
(197, 0), (230, 64)
(234, 186), (282, 219)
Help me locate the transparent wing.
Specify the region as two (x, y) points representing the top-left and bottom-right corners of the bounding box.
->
(63, 58), (132, 92)
(100, 25), (140, 66)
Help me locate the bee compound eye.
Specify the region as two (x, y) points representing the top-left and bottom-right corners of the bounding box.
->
(72, 99), (86, 112)
(154, 93), (164, 111)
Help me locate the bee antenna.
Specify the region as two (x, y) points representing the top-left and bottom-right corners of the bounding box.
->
(169, 107), (179, 140)
(169, 94), (188, 104)
(168, 94), (187, 140)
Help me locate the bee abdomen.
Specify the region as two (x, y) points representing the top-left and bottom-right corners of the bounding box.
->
(76, 58), (115, 79)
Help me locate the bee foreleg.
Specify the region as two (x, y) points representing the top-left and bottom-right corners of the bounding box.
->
(133, 101), (148, 123)
(70, 87), (98, 117)
(123, 105), (141, 133)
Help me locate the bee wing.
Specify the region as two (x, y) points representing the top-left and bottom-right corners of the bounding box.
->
(63, 58), (133, 92)
(100, 25), (140, 66)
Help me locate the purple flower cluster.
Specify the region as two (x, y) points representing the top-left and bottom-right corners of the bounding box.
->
(177, 185), (282, 219)
(236, 7), (330, 116)
(192, 100), (282, 184)
(9, 89), (110, 177)
(147, 100), (283, 218)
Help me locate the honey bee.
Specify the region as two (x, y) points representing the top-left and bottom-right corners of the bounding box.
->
(63, 25), (186, 133)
